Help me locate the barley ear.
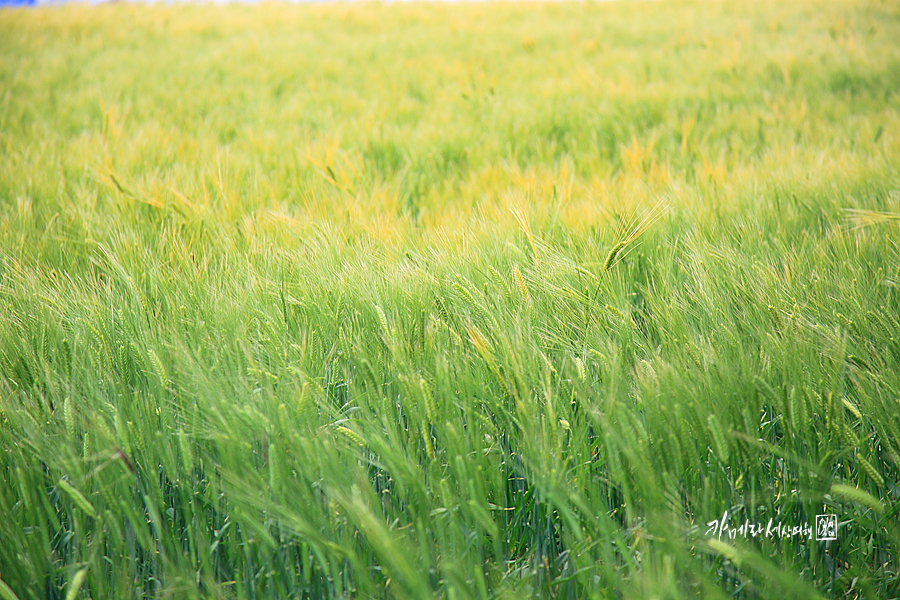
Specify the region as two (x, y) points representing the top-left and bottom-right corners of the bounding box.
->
(513, 265), (530, 303)
(488, 265), (511, 296)
(57, 478), (98, 519)
(64, 568), (88, 600)
(420, 378), (436, 423)
(574, 357), (586, 381)
(707, 414), (730, 464)
(604, 241), (627, 271)
(64, 397), (75, 439)
(856, 454), (885, 488)
(374, 304), (390, 337)
(830, 483), (884, 513)
(269, 443), (282, 494)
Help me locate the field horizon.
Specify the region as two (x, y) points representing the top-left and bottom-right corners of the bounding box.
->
(1, 0), (899, 598)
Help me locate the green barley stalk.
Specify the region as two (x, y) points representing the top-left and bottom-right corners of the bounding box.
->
(604, 241), (626, 272)
(420, 378), (436, 423)
(488, 265), (511, 296)
(269, 443), (282, 494)
(856, 454), (885, 488)
(63, 397), (75, 439)
(842, 397), (863, 421)
(830, 483), (884, 514)
(707, 414), (730, 464)
(512, 265), (530, 303)
(422, 421), (434, 459)
(374, 304), (390, 337)
(574, 356), (586, 381)
(453, 280), (491, 324)
(789, 387), (806, 435)
(83, 431), (92, 457)
(147, 347), (168, 386)
(336, 425), (366, 447)
(128, 420), (146, 456)
(57, 478), (98, 519)
(114, 411), (131, 456)
(843, 423), (860, 448)
(64, 568), (88, 600)
(466, 325), (510, 397)
(16, 467), (32, 517)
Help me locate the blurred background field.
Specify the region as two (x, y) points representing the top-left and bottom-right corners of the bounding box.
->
(1, 0), (899, 598)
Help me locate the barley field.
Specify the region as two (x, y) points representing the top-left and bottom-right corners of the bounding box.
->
(1, 0), (899, 598)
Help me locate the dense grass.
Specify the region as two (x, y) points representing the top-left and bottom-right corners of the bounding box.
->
(1, 0), (899, 598)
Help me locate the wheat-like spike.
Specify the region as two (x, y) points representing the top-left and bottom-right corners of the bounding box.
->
(685, 341), (703, 369)
(488, 265), (511, 296)
(116, 342), (128, 381)
(885, 445), (900, 469)
(742, 407), (754, 439)
(856, 454), (885, 488)
(706, 539), (740, 563)
(801, 388), (811, 431)
(336, 425), (366, 447)
(420, 378), (436, 423)
(792, 387), (810, 434)
(668, 430), (684, 476)
(64, 568), (89, 600)
(269, 443), (281, 494)
(574, 357), (586, 381)
(453, 280), (491, 323)
(604, 241), (627, 272)
(512, 265), (530, 303)
(842, 397), (863, 421)
(707, 414), (730, 464)
(128, 420), (145, 456)
(374, 304), (390, 336)
(87, 323), (108, 369)
(94, 412), (113, 443)
(604, 431), (623, 480)
(422, 421), (434, 459)
(843, 423), (860, 448)
(16, 466), (32, 517)
(87, 322), (105, 348)
(755, 376), (778, 403)
(57, 478), (98, 519)
(147, 348), (168, 386)
(128, 340), (147, 374)
(278, 403), (289, 430)
(824, 391), (835, 431)
(830, 483), (884, 513)
(434, 296), (450, 322)
(466, 325), (510, 397)
(789, 386), (800, 434)
(339, 325), (350, 356)
(440, 320), (462, 346)
(83, 431), (92, 458)
(115, 411), (131, 456)
(63, 397), (75, 439)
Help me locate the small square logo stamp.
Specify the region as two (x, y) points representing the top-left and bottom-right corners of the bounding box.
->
(816, 514), (837, 541)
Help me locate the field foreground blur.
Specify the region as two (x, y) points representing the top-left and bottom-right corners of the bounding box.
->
(1, 1), (899, 598)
